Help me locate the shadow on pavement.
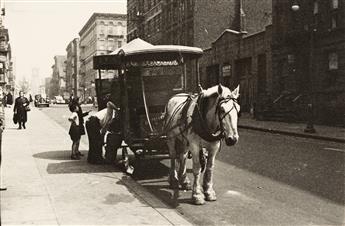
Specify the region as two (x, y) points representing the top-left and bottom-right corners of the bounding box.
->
(132, 159), (169, 180)
(33, 150), (121, 174)
(46, 161), (121, 174)
(33, 150), (88, 160)
(5, 127), (21, 130)
(131, 159), (198, 207)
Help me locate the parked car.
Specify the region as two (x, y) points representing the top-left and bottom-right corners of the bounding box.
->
(34, 94), (49, 107)
(54, 95), (66, 104)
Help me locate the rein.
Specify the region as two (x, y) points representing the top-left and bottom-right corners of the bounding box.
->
(217, 97), (239, 121)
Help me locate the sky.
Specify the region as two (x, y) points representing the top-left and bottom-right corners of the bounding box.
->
(4, 0), (126, 82)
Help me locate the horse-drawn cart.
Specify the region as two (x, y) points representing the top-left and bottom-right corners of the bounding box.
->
(93, 38), (203, 160)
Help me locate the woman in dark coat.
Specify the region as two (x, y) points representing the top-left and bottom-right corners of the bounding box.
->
(14, 91), (30, 129)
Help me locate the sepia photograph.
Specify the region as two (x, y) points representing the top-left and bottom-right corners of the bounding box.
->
(0, 0), (344, 225)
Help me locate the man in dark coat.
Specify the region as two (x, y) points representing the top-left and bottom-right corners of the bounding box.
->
(14, 91), (30, 129)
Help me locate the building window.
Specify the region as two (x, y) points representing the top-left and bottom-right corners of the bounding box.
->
(313, 1), (319, 14)
(331, 0), (339, 9)
(288, 54), (295, 64)
(118, 41), (122, 48)
(328, 52), (338, 70)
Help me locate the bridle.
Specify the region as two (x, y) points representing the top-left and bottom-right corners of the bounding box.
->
(193, 94), (239, 141)
(215, 96), (240, 136)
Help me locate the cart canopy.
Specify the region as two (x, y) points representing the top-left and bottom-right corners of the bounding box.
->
(93, 38), (203, 70)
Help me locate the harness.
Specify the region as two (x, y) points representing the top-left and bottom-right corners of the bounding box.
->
(164, 92), (239, 143)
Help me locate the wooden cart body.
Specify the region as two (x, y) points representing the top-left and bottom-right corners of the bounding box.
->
(93, 38), (203, 157)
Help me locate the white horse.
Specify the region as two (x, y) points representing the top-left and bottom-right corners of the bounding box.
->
(164, 84), (240, 205)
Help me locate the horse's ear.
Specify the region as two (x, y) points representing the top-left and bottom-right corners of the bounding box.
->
(218, 84), (223, 95)
(232, 85), (240, 99)
(198, 84), (204, 93)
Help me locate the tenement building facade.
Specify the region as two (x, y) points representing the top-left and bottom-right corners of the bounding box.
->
(127, 0), (263, 48)
(199, 26), (273, 114)
(50, 55), (67, 98)
(127, 0), (271, 91)
(198, 0), (272, 113)
(66, 38), (80, 97)
(272, 0), (344, 125)
(0, 28), (13, 92)
(79, 13), (127, 99)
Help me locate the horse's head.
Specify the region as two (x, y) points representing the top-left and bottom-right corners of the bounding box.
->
(203, 84), (240, 146)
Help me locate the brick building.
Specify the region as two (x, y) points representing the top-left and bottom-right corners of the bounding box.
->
(199, 26), (273, 113)
(272, 0), (345, 125)
(127, 0), (271, 92)
(50, 55), (67, 98)
(127, 0), (163, 44)
(66, 38), (80, 97)
(127, 0), (271, 48)
(0, 28), (13, 91)
(195, 0), (272, 113)
(45, 77), (51, 99)
(79, 13), (127, 99)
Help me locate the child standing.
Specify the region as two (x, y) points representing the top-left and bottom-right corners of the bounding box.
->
(68, 104), (82, 160)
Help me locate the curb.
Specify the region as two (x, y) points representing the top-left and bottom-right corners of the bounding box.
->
(120, 175), (192, 226)
(239, 125), (345, 144)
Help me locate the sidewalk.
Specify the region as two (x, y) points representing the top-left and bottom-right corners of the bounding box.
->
(0, 107), (191, 225)
(238, 113), (345, 143)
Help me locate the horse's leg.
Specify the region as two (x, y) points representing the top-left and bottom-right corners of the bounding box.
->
(203, 143), (219, 201)
(178, 150), (191, 190)
(167, 139), (179, 189)
(190, 144), (205, 205)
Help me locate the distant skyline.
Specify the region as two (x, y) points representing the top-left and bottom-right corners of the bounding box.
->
(4, 0), (126, 80)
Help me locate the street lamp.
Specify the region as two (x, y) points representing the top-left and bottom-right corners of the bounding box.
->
(291, 1), (316, 133)
(291, 0), (300, 12)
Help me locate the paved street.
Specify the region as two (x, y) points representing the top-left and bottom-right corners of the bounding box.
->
(40, 105), (345, 225)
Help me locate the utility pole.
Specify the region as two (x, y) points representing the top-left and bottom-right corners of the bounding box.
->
(291, 1), (316, 133)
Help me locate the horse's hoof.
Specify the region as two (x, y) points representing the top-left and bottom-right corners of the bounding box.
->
(180, 182), (192, 191)
(192, 196), (206, 205)
(205, 192), (217, 201)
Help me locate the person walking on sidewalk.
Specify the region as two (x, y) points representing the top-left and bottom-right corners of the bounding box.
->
(86, 101), (118, 164)
(68, 104), (82, 160)
(13, 91), (30, 129)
